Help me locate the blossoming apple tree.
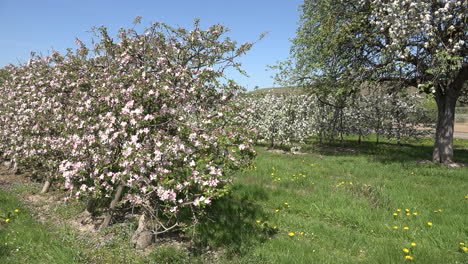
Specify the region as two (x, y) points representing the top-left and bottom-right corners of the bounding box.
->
(0, 19), (257, 243)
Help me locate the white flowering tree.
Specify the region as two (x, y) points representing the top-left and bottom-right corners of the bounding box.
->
(276, 0), (467, 164)
(237, 93), (315, 147)
(238, 90), (432, 147)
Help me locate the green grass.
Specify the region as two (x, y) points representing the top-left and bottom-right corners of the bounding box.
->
(1, 137), (468, 263)
(195, 138), (468, 263)
(0, 187), (85, 263)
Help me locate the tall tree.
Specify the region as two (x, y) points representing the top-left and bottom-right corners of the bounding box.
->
(278, 0), (467, 164)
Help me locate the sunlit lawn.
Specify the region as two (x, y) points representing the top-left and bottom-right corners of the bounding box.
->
(1, 136), (468, 263)
(197, 137), (468, 263)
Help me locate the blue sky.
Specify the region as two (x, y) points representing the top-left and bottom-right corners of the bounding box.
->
(0, 0), (303, 90)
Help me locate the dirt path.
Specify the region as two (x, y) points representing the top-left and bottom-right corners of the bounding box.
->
(454, 132), (468, 139)
(455, 123), (468, 133)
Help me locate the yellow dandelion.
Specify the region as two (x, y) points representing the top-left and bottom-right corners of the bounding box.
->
(438, 209), (443, 212)
(393, 226), (399, 229)
(14, 209), (19, 213)
(284, 203), (289, 206)
(271, 173), (275, 176)
(288, 232), (295, 237)
(273, 226), (278, 229)
(460, 242), (465, 246)
(300, 232), (305, 235)
(396, 209), (402, 212)
(393, 213), (398, 216)
(461, 247), (468, 252)
(403, 226), (409, 230)
(275, 209), (280, 213)
(412, 212), (418, 215)
(403, 248), (410, 253)
(427, 222), (433, 226)
(349, 182), (353, 185)
(406, 213), (411, 216)
(405, 209), (410, 212)
(411, 242), (417, 246)
(464, 196), (468, 199)
(405, 255), (414, 260)
(256, 220), (262, 223)
(5, 218), (10, 223)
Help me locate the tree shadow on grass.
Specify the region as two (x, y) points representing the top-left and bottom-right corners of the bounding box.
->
(309, 140), (468, 165)
(192, 183), (274, 258)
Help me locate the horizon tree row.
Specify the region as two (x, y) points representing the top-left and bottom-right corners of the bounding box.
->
(239, 89), (433, 147)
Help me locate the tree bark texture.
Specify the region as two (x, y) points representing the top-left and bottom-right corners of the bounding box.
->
(40, 178), (51, 194)
(432, 87), (459, 164)
(100, 184), (124, 230)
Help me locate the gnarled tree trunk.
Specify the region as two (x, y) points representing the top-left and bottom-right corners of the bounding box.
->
(100, 184), (124, 230)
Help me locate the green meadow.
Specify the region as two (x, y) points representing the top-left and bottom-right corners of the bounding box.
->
(1, 137), (468, 263)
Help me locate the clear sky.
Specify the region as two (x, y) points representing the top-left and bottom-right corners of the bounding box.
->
(0, 0), (303, 90)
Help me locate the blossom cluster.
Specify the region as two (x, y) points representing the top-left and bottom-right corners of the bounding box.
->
(366, 0), (466, 55)
(0, 20), (255, 230)
(236, 94), (315, 146)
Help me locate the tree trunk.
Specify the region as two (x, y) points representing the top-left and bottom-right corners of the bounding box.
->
(131, 212), (154, 249)
(100, 184), (124, 230)
(432, 88), (458, 164)
(40, 174), (52, 194)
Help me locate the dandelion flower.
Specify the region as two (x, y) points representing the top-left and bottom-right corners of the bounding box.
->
(393, 213), (398, 216)
(5, 219), (10, 223)
(256, 220), (261, 223)
(427, 222), (433, 226)
(404, 226), (409, 230)
(403, 248), (410, 253)
(405, 209), (410, 212)
(397, 209), (402, 212)
(284, 203), (289, 206)
(406, 213), (411, 216)
(412, 212), (418, 215)
(393, 226), (399, 229)
(405, 255), (414, 260)
(461, 247), (468, 252)
(273, 226), (278, 229)
(14, 209), (19, 213)
(288, 232), (295, 237)
(411, 242), (417, 246)
(275, 209), (280, 213)
(300, 232), (305, 235)
(349, 182), (353, 185)
(460, 242), (465, 246)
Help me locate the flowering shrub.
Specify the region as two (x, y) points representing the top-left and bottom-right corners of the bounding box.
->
(238, 90), (433, 146)
(237, 94), (315, 146)
(0, 19), (256, 234)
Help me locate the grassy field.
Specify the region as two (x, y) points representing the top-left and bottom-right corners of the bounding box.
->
(0, 185), (85, 263)
(1, 137), (468, 263)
